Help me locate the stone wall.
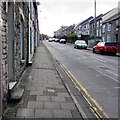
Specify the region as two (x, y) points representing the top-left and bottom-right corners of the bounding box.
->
(1, 2), (8, 103)
(0, 1), (29, 108)
(0, 1), (39, 113)
(14, 2), (29, 80)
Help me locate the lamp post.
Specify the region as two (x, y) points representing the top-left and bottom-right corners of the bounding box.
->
(0, 3), (2, 119)
(94, 0), (97, 45)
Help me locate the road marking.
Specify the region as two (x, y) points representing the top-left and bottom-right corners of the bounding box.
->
(90, 56), (106, 63)
(115, 87), (120, 89)
(61, 64), (109, 119)
(96, 70), (119, 83)
(106, 70), (118, 76)
(65, 84), (88, 118)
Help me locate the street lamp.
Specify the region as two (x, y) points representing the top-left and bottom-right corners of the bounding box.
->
(94, 0), (97, 45)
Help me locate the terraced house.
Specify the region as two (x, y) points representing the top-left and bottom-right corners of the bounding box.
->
(102, 7), (120, 42)
(0, 1), (39, 118)
(74, 16), (93, 41)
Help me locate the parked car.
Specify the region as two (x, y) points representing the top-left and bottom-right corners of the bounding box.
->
(55, 38), (60, 42)
(93, 42), (118, 55)
(52, 38), (56, 41)
(74, 40), (87, 49)
(60, 39), (66, 44)
(48, 38), (53, 42)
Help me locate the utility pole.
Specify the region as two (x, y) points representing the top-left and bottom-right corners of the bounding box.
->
(0, 3), (2, 119)
(94, 0), (97, 45)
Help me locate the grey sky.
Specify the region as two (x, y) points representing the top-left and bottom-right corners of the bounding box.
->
(38, 0), (119, 36)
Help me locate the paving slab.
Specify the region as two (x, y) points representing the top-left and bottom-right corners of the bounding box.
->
(36, 96), (51, 102)
(51, 96), (66, 102)
(53, 109), (72, 118)
(16, 108), (34, 117)
(3, 43), (82, 118)
(35, 109), (53, 118)
(44, 102), (60, 109)
(60, 103), (77, 110)
(27, 101), (43, 109)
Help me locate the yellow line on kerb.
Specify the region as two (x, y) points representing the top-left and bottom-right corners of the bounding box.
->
(60, 64), (109, 119)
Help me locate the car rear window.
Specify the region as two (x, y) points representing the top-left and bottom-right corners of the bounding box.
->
(78, 41), (86, 44)
(105, 43), (116, 46)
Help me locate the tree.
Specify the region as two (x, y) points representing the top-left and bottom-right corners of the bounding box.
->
(68, 33), (78, 43)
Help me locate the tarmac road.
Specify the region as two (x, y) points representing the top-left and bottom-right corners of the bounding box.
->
(44, 40), (119, 118)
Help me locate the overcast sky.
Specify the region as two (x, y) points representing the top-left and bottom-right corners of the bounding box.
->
(38, 0), (119, 36)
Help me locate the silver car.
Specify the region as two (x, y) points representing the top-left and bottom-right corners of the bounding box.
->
(74, 40), (87, 49)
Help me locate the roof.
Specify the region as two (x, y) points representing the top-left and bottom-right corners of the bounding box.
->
(102, 8), (118, 22)
(89, 14), (103, 23)
(75, 16), (93, 27)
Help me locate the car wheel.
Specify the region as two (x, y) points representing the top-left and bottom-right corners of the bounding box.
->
(100, 49), (103, 55)
(112, 53), (116, 56)
(93, 48), (95, 53)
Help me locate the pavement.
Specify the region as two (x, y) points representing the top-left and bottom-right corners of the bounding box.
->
(3, 42), (83, 119)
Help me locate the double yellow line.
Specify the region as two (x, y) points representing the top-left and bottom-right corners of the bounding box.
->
(60, 64), (109, 119)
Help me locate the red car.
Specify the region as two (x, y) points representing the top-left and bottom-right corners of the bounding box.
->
(93, 42), (118, 55)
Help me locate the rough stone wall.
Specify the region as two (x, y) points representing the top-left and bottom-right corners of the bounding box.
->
(1, 2), (8, 100)
(0, 2), (29, 108)
(14, 2), (29, 81)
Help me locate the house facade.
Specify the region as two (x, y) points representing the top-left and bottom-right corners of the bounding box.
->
(74, 16), (93, 44)
(102, 8), (120, 42)
(54, 26), (68, 38)
(74, 16), (93, 41)
(0, 1), (39, 117)
(28, 1), (40, 64)
(62, 25), (75, 37)
(89, 14), (103, 42)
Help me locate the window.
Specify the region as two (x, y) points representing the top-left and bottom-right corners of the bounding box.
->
(97, 21), (99, 27)
(97, 30), (99, 36)
(105, 43), (116, 46)
(107, 34), (111, 42)
(107, 23), (111, 31)
(99, 29), (101, 36)
(100, 42), (104, 46)
(100, 20), (102, 26)
(102, 35), (105, 42)
(102, 24), (105, 33)
(116, 20), (119, 31)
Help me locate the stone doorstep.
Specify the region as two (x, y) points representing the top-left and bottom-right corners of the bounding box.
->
(9, 82), (17, 90)
(8, 82), (24, 102)
(10, 88), (24, 100)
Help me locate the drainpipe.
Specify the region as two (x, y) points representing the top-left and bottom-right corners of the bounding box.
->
(0, 4), (2, 119)
(118, 1), (120, 119)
